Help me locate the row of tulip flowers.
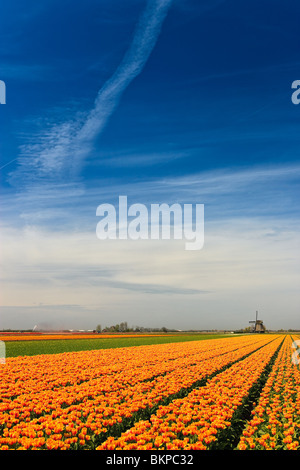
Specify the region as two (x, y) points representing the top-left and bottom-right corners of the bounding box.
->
(97, 335), (283, 450)
(0, 335), (274, 450)
(0, 335), (265, 399)
(237, 335), (300, 450)
(0, 334), (168, 341)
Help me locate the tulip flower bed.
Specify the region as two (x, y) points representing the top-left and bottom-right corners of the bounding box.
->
(97, 335), (283, 450)
(2, 333), (231, 358)
(0, 333), (170, 342)
(237, 335), (300, 450)
(0, 334), (295, 450)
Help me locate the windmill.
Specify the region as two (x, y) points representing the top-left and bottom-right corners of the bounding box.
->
(249, 310), (265, 333)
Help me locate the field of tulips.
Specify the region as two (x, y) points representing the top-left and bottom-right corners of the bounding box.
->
(0, 334), (299, 450)
(0, 333), (169, 341)
(237, 335), (300, 450)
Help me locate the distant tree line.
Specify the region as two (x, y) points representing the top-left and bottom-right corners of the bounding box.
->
(95, 323), (173, 333)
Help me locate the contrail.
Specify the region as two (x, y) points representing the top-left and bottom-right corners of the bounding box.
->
(0, 158), (18, 171)
(76, 0), (173, 146)
(11, 0), (173, 185)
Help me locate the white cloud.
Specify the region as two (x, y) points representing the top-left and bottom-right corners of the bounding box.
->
(1, 162), (299, 330)
(1, 211), (299, 330)
(10, 0), (174, 187)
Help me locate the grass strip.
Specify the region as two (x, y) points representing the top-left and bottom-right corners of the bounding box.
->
(5, 334), (233, 358)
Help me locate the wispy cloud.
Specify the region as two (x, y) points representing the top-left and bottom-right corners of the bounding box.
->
(4, 162), (300, 228)
(10, 0), (173, 187)
(1, 207), (299, 330)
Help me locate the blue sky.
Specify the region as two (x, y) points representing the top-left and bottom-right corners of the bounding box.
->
(0, 0), (299, 331)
